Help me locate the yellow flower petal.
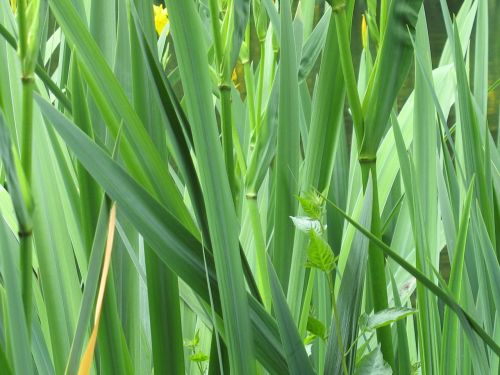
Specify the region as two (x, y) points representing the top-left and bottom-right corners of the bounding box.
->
(232, 69), (240, 89)
(154, 4), (169, 36)
(361, 15), (368, 49)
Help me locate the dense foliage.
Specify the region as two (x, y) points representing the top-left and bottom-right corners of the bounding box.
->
(0, 0), (498, 374)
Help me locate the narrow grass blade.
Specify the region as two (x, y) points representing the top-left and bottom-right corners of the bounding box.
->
(267, 257), (314, 375)
(65, 200), (109, 375)
(78, 204), (117, 375)
(298, 7), (331, 82)
(70, 58), (101, 252)
(325, 177), (372, 374)
(440, 179), (474, 374)
(273, 0), (300, 288)
(0, 217), (32, 375)
(231, 0), (250, 67)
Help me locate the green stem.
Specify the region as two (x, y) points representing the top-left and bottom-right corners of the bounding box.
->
(18, 0), (34, 337)
(208, 0), (236, 199)
(19, 76), (34, 342)
(298, 269), (316, 337)
(362, 162), (395, 369)
(17, 0), (28, 58)
(20, 78), (34, 182)
(246, 195), (271, 311)
(333, 4), (364, 149)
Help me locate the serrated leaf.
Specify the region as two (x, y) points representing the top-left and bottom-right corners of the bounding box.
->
(290, 216), (323, 234)
(297, 190), (324, 219)
(306, 231), (336, 272)
(354, 345), (392, 375)
(361, 308), (416, 332)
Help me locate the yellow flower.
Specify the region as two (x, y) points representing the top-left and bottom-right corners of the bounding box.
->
(153, 4), (169, 36)
(361, 15), (368, 49)
(232, 68), (242, 91)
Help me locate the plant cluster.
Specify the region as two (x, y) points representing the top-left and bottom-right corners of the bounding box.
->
(0, 0), (498, 374)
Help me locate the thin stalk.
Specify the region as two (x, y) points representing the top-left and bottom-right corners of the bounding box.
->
(208, 0), (236, 199)
(360, 163), (394, 367)
(246, 195), (271, 310)
(20, 79), (34, 182)
(333, 3), (363, 148)
(17, 0), (28, 57)
(17, 0), (35, 336)
(298, 269), (316, 337)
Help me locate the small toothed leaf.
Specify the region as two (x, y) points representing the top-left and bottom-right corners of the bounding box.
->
(306, 231), (337, 272)
(354, 345), (392, 375)
(360, 308), (417, 332)
(297, 191), (324, 219)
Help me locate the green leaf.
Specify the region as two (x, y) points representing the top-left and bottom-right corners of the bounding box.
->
(0, 110), (33, 233)
(184, 330), (201, 349)
(440, 179), (474, 374)
(306, 315), (327, 340)
(360, 308), (417, 332)
(231, 0), (250, 67)
(190, 352), (209, 362)
(65, 201), (109, 375)
(268, 257), (315, 375)
(306, 231), (336, 272)
(0, 219), (31, 375)
(325, 177), (373, 374)
(273, 0), (300, 288)
(297, 190), (324, 220)
(298, 8), (331, 82)
(287, 10), (345, 323)
(354, 345), (392, 375)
